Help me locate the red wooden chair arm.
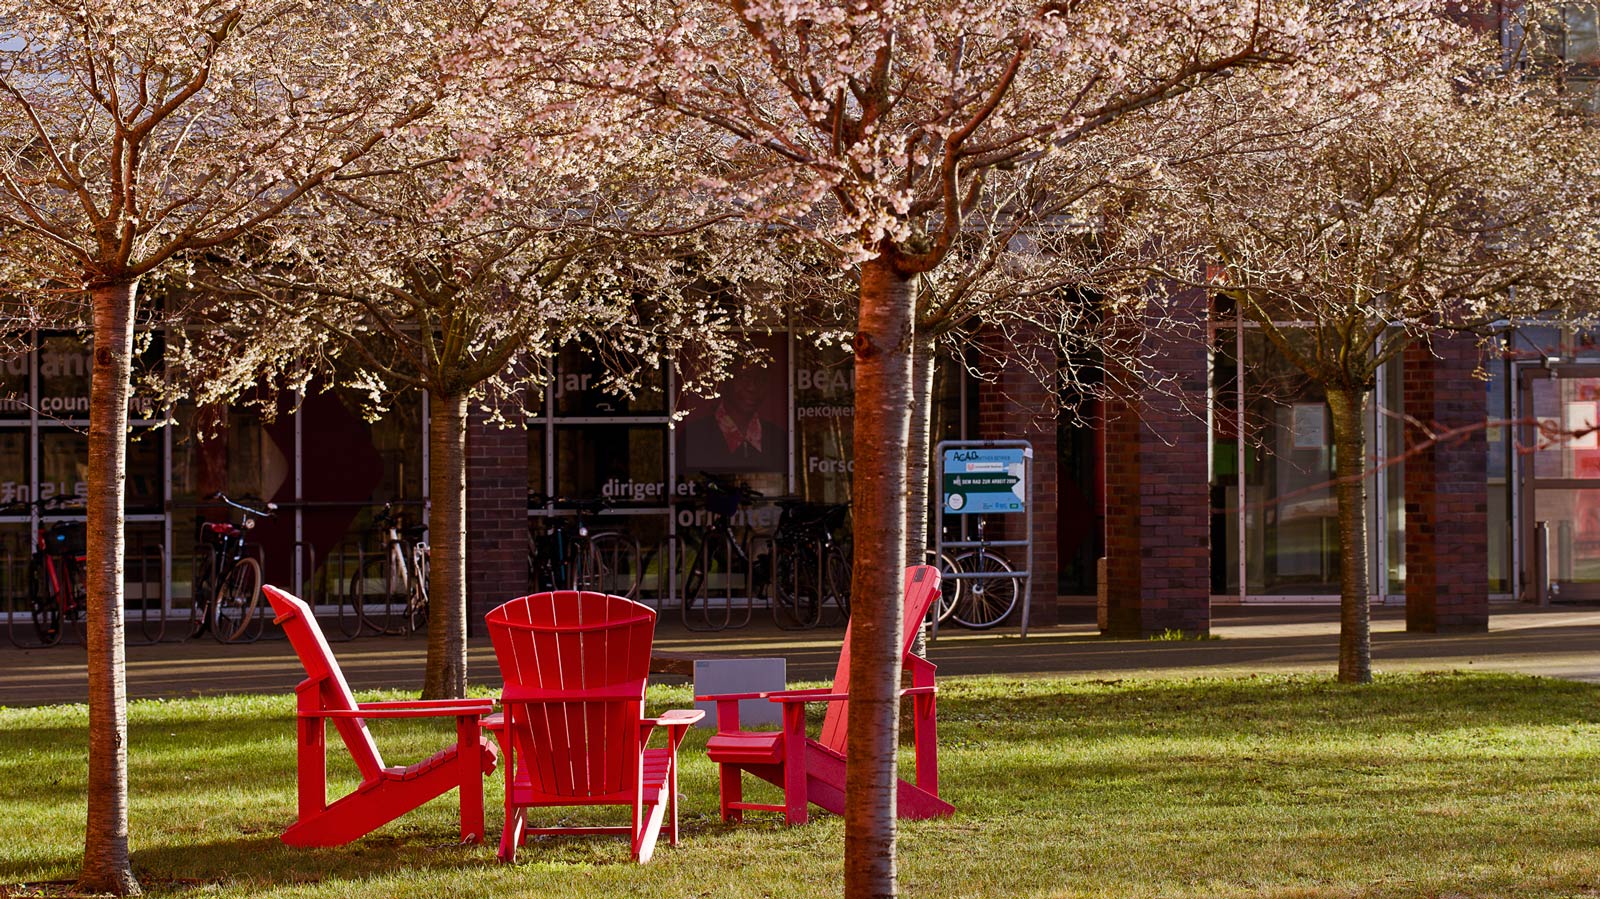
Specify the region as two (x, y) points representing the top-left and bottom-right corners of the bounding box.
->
(639, 709), (704, 754)
(357, 699), (495, 713)
(642, 709), (705, 728)
(304, 706), (491, 720)
(768, 691), (850, 704)
(693, 690), (771, 702)
(766, 687), (934, 704)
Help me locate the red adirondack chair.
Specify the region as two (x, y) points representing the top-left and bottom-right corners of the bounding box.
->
(264, 585), (498, 847)
(698, 563), (955, 825)
(485, 591), (703, 863)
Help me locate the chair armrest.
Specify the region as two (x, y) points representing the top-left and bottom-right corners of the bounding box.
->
(768, 691), (850, 704)
(642, 709), (705, 728)
(899, 686), (937, 697)
(358, 699), (495, 713)
(306, 704), (492, 720)
(694, 690), (772, 702)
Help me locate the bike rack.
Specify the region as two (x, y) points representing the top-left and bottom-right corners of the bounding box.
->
(679, 528), (756, 632)
(3, 538), (49, 649)
(126, 540), (169, 646)
(325, 541), (367, 641)
(3, 535), (171, 648)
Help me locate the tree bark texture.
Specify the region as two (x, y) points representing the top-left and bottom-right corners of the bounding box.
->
(1327, 387), (1372, 684)
(422, 392), (469, 699)
(844, 256), (915, 899)
(79, 280), (142, 896)
(905, 333), (936, 659)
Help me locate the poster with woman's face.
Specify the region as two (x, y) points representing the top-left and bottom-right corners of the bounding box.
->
(677, 335), (788, 476)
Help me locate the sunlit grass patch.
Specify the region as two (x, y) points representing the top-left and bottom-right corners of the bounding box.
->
(2, 672), (1598, 897)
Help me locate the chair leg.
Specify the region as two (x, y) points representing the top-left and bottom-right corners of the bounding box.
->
(498, 808), (524, 864)
(782, 709), (808, 826)
(668, 755), (681, 847)
(458, 719), (484, 844)
(719, 763), (744, 823)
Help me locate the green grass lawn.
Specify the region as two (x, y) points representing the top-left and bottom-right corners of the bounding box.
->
(4, 672), (1600, 898)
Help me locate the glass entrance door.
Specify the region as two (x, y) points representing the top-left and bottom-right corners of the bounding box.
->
(1522, 366), (1600, 600)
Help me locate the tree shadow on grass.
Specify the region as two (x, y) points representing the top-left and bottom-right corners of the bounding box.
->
(129, 834), (493, 888)
(936, 672), (1600, 745)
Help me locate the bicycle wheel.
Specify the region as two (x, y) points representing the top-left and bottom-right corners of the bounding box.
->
(349, 552), (402, 635)
(949, 550), (1019, 630)
(210, 556), (263, 643)
(27, 556), (62, 647)
(822, 548), (851, 623)
(682, 531), (737, 631)
(640, 534), (687, 611)
(188, 552), (214, 639)
(406, 544), (429, 634)
(570, 533), (640, 598)
(926, 551), (962, 623)
(772, 543), (823, 629)
(65, 559), (88, 645)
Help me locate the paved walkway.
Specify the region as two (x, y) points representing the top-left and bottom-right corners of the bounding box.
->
(4, 603), (1600, 707)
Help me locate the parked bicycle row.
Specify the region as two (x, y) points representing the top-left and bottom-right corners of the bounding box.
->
(1, 481), (1021, 648)
(525, 474), (1021, 632)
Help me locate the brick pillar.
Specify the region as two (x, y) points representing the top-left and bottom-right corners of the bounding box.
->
(1404, 335), (1488, 632)
(975, 333), (1060, 628)
(1101, 285), (1211, 637)
(466, 405), (529, 625)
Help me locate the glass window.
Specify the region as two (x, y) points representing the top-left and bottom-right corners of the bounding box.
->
(1486, 349), (1511, 594)
(0, 430), (28, 505)
(1211, 327), (1241, 595)
(555, 424), (668, 506)
(1239, 329), (1378, 596)
(38, 428), (164, 513)
(0, 345), (27, 421)
(1381, 347), (1405, 596)
(36, 333), (91, 421)
(553, 345), (665, 416)
(793, 339), (850, 503)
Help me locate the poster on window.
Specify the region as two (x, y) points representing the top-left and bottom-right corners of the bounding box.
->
(1291, 403), (1326, 449)
(676, 335), (789, 475)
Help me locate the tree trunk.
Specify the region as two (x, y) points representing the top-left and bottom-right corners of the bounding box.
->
(905, 332), (936, 658)
(422, 392), (468, 699)
(1326, 386), (1371, 684)
(78, 280), (142, 896)
(845, 256), (915, 899)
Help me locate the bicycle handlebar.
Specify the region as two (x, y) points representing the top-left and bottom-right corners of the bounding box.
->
(204, 492), (277, 520)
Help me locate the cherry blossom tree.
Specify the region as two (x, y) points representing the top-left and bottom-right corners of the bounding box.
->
(1086, 38), (1600, 683)
(0, 1), (439, 891)
(180, 114), (767, 698)
(459, 1), (1455, 894)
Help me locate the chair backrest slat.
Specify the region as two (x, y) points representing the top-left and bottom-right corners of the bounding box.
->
(487, 591), (655, 798)
(263, 585), (386, 780)
(818, 565), (941, 754)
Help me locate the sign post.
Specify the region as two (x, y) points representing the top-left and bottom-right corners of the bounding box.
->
(933, 440), (1034, 637)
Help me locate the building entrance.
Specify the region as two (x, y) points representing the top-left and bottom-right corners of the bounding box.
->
(1521, 365), (1600, 601)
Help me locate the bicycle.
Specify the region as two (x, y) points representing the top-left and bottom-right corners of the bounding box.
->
(526, 494), (642, 599)
(946, 515), (1019, 629)
(924, 548), (963, 625)
(3, 495), (88, 647)
(191, 492), (276, 643)
(763, 498), (852, 629)
(678, 474), (760, 631)
(348, 502), (430, 636)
